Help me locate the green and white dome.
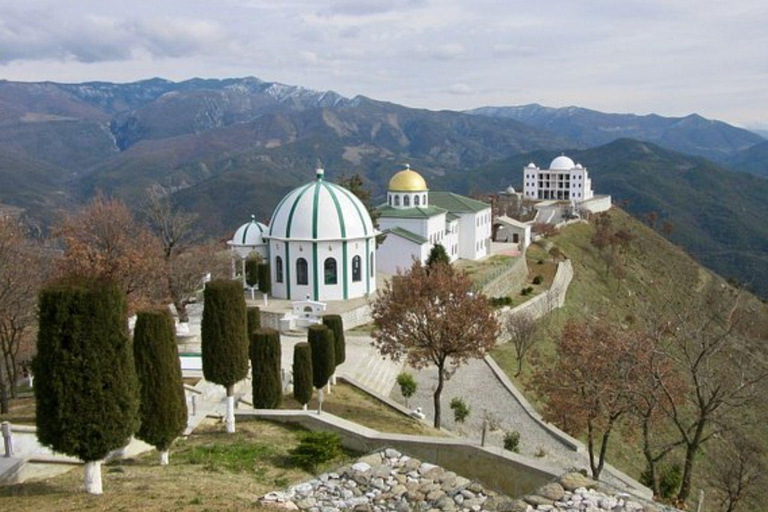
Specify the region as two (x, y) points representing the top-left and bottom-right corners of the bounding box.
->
(267, 169), (375, 242)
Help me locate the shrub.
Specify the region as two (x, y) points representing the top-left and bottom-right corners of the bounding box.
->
(426, 244), (450, 268)
(245, 258), (260, 288)
(289, 432), (342, 471)
(521, 287), (534, 296)
(322, 314), (346, 366)
(133, 308), (188, 461)
(307, 324), (335, 389)
(532, 275), (543, 285)
(537, 259), (544, 265)
(503, 431), (520, 453)
(489, 296), (513, 308)
(247, 306), (261, 335)
(258, 263), (271, 294)
(249, 328), (282, 409)
(641, 463), (683, 500)
(450, 397), (471, 423)
(292, 343), (313, 406)
(396, 372), (417, 404)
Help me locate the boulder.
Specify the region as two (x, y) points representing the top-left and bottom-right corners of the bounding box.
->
(558, 471), (597, 491)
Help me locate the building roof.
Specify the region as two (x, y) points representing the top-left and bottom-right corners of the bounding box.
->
(388, 166), (428, 192)
(429, 191), (490, 214)
(495, 215), (531, 230)
(377, 204), (447, 219)
(229, 215), (268, 247)
(384, 226), (428, 245)
(267, 168), (375, 241)
(549, 155), (576, 170)
(446, 212), (460, 222)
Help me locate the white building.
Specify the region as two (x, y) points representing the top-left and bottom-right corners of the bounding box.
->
(227, 215), (269, 286)
(376, 166), (492, 274)
(264, 169), (377, 301)
(522, 155), (594, 202)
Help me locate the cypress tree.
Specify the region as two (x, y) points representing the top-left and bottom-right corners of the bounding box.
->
(201, 279), (248, 433)
(250, 328), (282, 409)
(245, 257), (260, 288)
(258, 263), (271, 294)
(427, 243), (451, 269)
(33, 278), (139, 494)
(293, 343), (313, 409)
(247, 306), (261, 335)
(322, 314), (346, 367)
(307, 324), (335, 390)
(133, 308), (188, 466)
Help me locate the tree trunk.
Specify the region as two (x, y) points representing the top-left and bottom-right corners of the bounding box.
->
(317, 388), (324, 414)
(515, 355), (523, 378)
(594, 425), (613, 480)
(641, 417), (660, 497)
(0, 364), (8, 414)
(678, 421), (706, 503)
(433, 363), (445, 429)
(84, 461), (103, 494)
(159, 450), (169, 466)
(176, 300), (189, 324)
(587, 419), (597, 477)
(225, 385), (235, 434)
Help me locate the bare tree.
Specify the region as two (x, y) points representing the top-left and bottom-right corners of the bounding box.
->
(505, 312), (539, 377)
(708, 429), (766, 512)
(371, 261), (500, 428)
(141, 190), (198, 260)
(167, 243), (230, 322)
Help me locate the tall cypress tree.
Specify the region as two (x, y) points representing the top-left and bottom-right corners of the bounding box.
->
(245, 257), (260, 288)
(247, 306), (261, 335)
(34, 278), (139, 494)
(258, 263), (271, 294)
(133, 308), (188, 465)
(307, 324), (335, 411)
(293, 343), (313, 409)
(250, 328), (282, 409)
(322, 314), (346, 367)
(201, 279), (248, 433)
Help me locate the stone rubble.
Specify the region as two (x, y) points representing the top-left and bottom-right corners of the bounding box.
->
(259, 450), (675, 512)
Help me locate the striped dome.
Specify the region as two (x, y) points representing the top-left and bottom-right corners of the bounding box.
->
(267, 169), (375, 241)
(230, 216), (268, 247)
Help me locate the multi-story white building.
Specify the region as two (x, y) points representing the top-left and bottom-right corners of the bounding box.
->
(522, 155), (594, 202)
(376, 166), (492, 274)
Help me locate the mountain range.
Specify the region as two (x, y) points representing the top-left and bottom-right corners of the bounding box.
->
(0, 77), (767, 295)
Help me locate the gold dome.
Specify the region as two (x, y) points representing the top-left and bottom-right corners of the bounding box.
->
(388, 166), (428, 192)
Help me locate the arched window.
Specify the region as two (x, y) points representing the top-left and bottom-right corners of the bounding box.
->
(423, 194), (427, 205)
(296, 258), (308, 285)
(370, 252), (374, 277)
(324, 258), (337, 285)
(414, 194), (420, 206)
(388, 196), (392, 205)
(352, 255), (362, 282)
(403, 195), (410, 207)
(275, 256), (283, 283)
(394, 195), (400, 206)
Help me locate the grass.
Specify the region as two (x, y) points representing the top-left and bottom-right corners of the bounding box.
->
(0, 418), (352, 512)
(282, 383), (444, 437)
(455, 254), (516, 288)
(0, 396), (35, 425)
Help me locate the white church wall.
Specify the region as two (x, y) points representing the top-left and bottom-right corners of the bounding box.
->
(377, 235), (423, 275)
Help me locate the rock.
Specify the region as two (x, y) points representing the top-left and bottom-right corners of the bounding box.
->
(427, 490), (446, 501)
(419, 462), (439, 474)
(505, 500), (530, 512)
(391, 485), (407, 497)
(352, 462), (373, 473)
(558, 472), (598, 492)
(435, 495), (457, 511)
(536, 483), (565, 501)
(522, 494), (553, 507)
(404, 458), (422, 471)
(372, 465), (392, 479)
(424, 467), (445, 480)
(384, 448), (402, 459)
(296, 497), (317, 509)
(461, 490), (476, 500)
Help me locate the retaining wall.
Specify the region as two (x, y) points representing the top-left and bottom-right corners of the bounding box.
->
(237, 409), (561, 498)
(482, 257), (529, 298)
(502, 259), (573, 321)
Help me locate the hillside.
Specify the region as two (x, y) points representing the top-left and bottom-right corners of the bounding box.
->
(492, 209), (768, 511)
(455, 139), (768, 298)
(467, 104), (763, 162)
(724, 140), (768, 178)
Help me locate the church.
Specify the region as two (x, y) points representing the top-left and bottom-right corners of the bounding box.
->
(229, 166), (493, 302)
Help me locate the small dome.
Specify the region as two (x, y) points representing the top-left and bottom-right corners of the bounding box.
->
(550, 155), (576, 170)
(526, 162), (537, 169)
(230, 216), (268, 247)
(505, 186), (516, 194)
(268, 171), (375, 241)
(575, 163), (583, 169)
(388, 166), (428, 192)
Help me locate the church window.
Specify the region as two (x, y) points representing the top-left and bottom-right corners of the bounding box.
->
(352, 255), (362, 282)
(404, 195), (410, 207)
(388, 196), (392, 205)
(276, 256), (283, 283)
(414, 195), (420, 206)
(423, 194), (427, 204)
(324, 258), (337, 285)
(394, 195), (400, 206)
(296, 258), (308, 285)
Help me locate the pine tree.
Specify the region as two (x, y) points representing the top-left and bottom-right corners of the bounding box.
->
(201, 279), (248, 433)
(250, 328), (283, 409)
(258, 263), (271, 294)
(293, 343), (313, 409)
(307, 324), (335, 411)
(247, 306), (261, 335)
(33, 278), (139, 494)
(426, 243), (450, 268)
(133, 308), (188, 466)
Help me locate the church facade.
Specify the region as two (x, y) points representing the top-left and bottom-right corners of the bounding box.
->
(522, 155), (594, 201)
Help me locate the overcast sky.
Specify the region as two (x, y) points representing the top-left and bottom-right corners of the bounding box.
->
(1, 0), (766, 128)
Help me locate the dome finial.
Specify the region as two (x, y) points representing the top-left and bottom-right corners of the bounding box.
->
(251, 214), (256, 221)
(316, 167), (325, 181)
(405, 163), (410, 170)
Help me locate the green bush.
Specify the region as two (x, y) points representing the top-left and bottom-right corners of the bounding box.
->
(245, 258), (260, 288)
(489, 296), (513, 307)
(396, 372), (417, 403)
(521, 286), (534, 296)
(503, 431), (520, 453)
(322, 314), (346, 366)
(450, 397), (471, 423)
(133, 308), (188, 453)
(258, 263), (271, 294)
(249, 328), (282, 409)
(426, 244), (450, 268)
(247, 306), (261, 335)
(640, 463), (683, 500)
(537, 259), (544, 265)
(307, 325), (335, 389)
(292, 343), (313, 406)
(34, 278), (139, 463)
(532, 275), (543, 285)
(289, 432), (342, 471)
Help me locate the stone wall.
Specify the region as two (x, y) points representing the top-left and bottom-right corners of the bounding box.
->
(262, 302), (372, 332)
(481, 257), (529, 298)
(501, 259), (573, 322)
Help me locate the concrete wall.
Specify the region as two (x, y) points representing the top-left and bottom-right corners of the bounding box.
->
(581, 195), (612, 214)
(481, 256), (529, 298)
(237, 409), (561, 499)
(261, 301), (372, 332)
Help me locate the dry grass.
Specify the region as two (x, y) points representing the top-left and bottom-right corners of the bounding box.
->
(0, 419), (349, 512)
(282, 383), (444, 437)
(0, 395), (35, 425)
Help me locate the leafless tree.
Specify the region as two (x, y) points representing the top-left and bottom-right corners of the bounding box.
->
(708, 429), (766, 512)
(505, 312), (539, 377)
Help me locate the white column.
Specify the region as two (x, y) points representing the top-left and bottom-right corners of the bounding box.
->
(160, 450), (169, 466)
(84, 461), (103, 494)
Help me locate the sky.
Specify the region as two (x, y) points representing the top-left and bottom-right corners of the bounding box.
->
(1, 0), (766, 128)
